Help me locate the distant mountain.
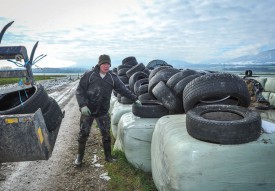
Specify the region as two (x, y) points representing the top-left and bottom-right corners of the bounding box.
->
(256, 49), (275, 62)
(228, 49), (275, 64)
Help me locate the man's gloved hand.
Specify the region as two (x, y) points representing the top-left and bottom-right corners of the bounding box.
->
(134, 100), (142, 105)
(81, 106), (91, 116)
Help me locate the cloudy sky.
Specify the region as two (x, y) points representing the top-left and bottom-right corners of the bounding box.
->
(0, 0), (275, 69)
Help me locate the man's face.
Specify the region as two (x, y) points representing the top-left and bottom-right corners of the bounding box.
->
(99, 63), (111, 74)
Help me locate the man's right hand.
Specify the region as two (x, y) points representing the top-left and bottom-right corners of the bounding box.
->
(81, 106), (91, 116)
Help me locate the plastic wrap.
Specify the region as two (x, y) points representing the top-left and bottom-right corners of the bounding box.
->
(109, 94), (117, 113)
(110, 102), (132, 138)
(114, 112), (158, 172)
(151, 114), (275, 191)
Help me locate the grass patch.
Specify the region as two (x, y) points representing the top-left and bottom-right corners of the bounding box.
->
(0, 75), (66, 85)
(105, 150), (157, 191)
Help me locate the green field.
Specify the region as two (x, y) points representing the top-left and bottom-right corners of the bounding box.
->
(0, 75), (66, 85)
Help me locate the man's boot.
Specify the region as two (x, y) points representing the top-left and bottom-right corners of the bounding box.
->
(103, 142), (117, 163)
(74, 142), (86, 167)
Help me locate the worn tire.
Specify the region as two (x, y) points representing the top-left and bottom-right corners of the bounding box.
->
(43, 97), (63, 132)
(152, 81), (184, 113)
(118, 68), (130, 76)
(142, 68), (150, 76)
(138, 93), (156, 101)
(0, 83), (50, 115)
(117, 64), (132, 71)
(126, 63), (146, 78)
(122, 56), (138, 66)
(134, 78), (149, 95)
(120, 96), (134, 104)
(132, 101), (169, 118)
(186, 105), (262, 144)
(148, 68), (179, 95)
(138, 84), (148, 95)
(166, 69), (198, 89)
(148, 66), (172, 80)
(129, 71), (148, 92)
(183, 73), (251, 112)
(118, 75), (129, 84)
(173, 73), (202, 98)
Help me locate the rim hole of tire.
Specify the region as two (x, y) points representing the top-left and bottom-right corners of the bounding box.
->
(201, 111), (243, 121)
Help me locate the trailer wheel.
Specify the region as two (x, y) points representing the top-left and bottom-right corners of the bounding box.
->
(186, 105), (261, 144)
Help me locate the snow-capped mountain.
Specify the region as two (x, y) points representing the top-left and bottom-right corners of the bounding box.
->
(228, 49), (275, 64)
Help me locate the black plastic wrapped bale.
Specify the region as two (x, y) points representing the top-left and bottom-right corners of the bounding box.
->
(0, 109), (55, 163)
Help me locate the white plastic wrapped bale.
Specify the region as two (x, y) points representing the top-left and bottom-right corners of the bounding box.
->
(114, 112), (158, 172)
(109, 94), (117, 113)
(151, 114), (275, 191)
(114, 112), (133, 151)
(110, 101), (132, 139)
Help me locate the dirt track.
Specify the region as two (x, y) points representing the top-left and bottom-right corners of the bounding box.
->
(0, 78), (110, 191)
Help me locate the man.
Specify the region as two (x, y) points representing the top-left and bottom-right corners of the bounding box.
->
(74, 54), (139, 166)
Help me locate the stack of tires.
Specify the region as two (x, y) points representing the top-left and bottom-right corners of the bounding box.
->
(0, 83), (64, 146)
(114, 56), (149, 105)
(181, 72), (262, 144)
(133, 66), (206, 118)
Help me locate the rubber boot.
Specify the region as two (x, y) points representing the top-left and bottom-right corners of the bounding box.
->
(103, 142), (117, 163)
(74, 142), (86, 167)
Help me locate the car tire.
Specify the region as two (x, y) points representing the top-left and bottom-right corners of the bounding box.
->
(132, 100), (169, 118)
(152, 81), (184, 113)
(138, 93), (156, 101)
(148, 66), (172, 80)
(126, 63), (146, 78)
(148, 68), (179, 95)
(182, 73), (251, 112)
(173, 73), (202, 98)
(166, 69), (199, 89)
(129, 71), (148, 92)
(186, 104), (261, 144)
(134, 78), (149, 95)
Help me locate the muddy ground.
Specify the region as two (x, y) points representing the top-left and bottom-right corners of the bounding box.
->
(0, 77), (111, 191)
